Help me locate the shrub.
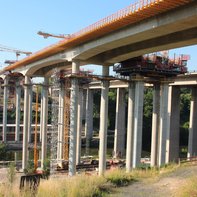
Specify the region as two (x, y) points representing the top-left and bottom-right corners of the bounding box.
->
(24, 160), (35, 174)
(43, 158), (50, 177)
(0, 143), (6, 160)
(7, 162), (16, 185)
(105, 169), (133, 186)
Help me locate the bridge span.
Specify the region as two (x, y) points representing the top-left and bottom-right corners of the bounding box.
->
(0, 0), (196, 176)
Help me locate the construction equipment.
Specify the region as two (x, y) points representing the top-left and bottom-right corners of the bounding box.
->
(113, 52), (190, 77)
(4, 60), (17, 65)
(0, 44), (32, 61)
(37, 31), (71, 39)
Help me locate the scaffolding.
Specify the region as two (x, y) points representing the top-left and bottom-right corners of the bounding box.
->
(49, 69), (60, 173)
(63, 77), (71, 161)
(49, 70), (114, 171)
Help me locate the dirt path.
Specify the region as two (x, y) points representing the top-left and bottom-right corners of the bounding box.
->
(110, 164), (197, 197)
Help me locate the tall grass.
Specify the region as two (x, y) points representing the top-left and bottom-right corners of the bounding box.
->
(37, 175), (106, 197)
(0, 175), (106, 197)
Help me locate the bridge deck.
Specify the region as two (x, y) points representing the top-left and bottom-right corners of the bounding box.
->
(2, 0), (193, 72)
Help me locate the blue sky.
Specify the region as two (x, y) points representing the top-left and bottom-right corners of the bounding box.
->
(0, 0), (196, 73)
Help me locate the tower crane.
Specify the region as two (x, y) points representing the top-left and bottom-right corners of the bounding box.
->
(0, 44), (32, 63)
(37, 31), (71, 39)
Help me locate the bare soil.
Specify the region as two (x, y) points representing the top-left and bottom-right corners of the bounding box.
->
(110, 163), (197, 197)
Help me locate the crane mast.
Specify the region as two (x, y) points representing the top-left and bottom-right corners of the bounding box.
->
(0, 44), (32, 62)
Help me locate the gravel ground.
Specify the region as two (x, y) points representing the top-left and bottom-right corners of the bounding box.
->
(110, 164), (197, 197)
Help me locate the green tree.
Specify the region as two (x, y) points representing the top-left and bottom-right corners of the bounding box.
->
(108, 89), (117, 130)
(180, 88), (191, 146)
(142, 87), (153, 152)
(93, 90), (101, 131)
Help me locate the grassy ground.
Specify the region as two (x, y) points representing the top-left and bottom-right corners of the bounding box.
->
(0, 163), (196, 197)
(175, 176), (197, 197)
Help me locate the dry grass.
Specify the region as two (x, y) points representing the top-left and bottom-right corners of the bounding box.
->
(175, 176), (197, 197)
(0, 163), (185, 197)
(0, 182), (22, 197)
(0, 174), (107, 197)
(159, 163), (179, 176)
(37, 175), (106, 197)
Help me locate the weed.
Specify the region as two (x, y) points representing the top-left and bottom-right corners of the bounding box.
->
(7, 162), (16, 186)
(105, 169), (134, 186)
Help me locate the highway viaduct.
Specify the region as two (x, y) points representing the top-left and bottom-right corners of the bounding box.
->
(0, 0), (196, 176)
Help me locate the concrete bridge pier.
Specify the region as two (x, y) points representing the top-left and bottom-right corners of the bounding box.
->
(2, 76), (9, 142)
(41, 77), (49, 168)
(151, 84), (160, 167)
(114, 88), (126, 158)
(85, 88), (93, 155)
(15, 79), (22, 142)
(125, 77), (144, 170)
(57, 82), (65, 162)
(28, 84), (33, 143)
(22, 76), (31, 170)
(166, 86), (180, 163)
(99, 66), (109, 176)
(40, 87), (44, 142)
(69, 60), (80, 176)
(158, 82), (169, 167)
(126, 81), (135, 172)
(188, 87), (197, 158)
(76, 88), (83, 165)
(82, 89), (87, 121)
(132, 78), (144, 168)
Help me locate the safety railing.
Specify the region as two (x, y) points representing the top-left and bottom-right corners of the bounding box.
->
(72, 0), (160, 38)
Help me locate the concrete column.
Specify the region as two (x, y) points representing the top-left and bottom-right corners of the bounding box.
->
(22, 76), (31, 170)
(2, 77), (9, 142)
(15, 80), (21, 142)
(158, 83), (169, 167)
(132, 79), (144, 168)
(41, 77), (49, 168)
(69, 60), (79, 176)
(28, 86), (33, 143)
(76, 89), (83, 165)
(40, 88), (44, 142)
(126, 82), (135, 172)
(82, 89), (87, 121)
(114, 88), (126, 158)
(99, 66), (109, 176)
(57, 83), (65, 161)
(85, 88), (93, 155)
(0, 81), (2, 100)
(151, 84), (160, 167)
(188, 87), (197, 158)
(166, 86), (180, 163)
(57, 88), (61, 160)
